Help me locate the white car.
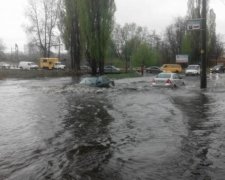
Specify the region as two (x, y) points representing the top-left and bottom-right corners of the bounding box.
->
(0, 62), (10, 69)
(152, 72), (185, 88)
(185, 65), (200, 76)
(18, 61), (38, 70)
(53, 62), (66, 70)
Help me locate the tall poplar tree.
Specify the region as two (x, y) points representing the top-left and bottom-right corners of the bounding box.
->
(187, 0), (204, 64)
(61, 0), (81, 71)
(207, 9), (217, 59)
(78, 0), (116, 75)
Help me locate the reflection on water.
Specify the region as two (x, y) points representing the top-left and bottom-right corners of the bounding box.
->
(0, 78), (115, 180)
(60, 97), (114, 179)
(1, 76), (225, 179)
(173, 93), (215, 179)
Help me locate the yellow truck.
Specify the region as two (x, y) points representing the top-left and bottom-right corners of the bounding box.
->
(160, 64), (182, 73)
(39, 58), (59, 70)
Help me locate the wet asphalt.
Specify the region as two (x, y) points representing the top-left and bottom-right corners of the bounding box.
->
(0, 73), (225, 180)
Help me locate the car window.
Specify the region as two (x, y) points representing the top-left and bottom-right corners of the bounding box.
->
(102, 76), (109, 83)
(157, 73), (171, 78)
(97, 76), (103, 82)
(80, 77), (97, 84)
(173, 74), (179, 79)
(188, 65), (198, 69)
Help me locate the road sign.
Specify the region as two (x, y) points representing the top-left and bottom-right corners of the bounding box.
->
(187, 19), (202, 30)
(176, 55), (188, 63)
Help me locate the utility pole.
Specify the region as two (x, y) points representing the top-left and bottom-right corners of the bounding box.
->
(58, 38), (61, 60)
(201, 0), (207, 89)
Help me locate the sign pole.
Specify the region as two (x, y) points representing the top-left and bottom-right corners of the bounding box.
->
(201, 0), (207, 89)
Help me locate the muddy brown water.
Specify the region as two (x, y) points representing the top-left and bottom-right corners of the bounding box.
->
(1, 74), (225, 180)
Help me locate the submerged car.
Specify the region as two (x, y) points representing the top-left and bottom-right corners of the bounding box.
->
(185, 64), (200, 76)
(152, 72), (185, 88)
(79, 76), (115, 88)
(210, 64), (225, 73)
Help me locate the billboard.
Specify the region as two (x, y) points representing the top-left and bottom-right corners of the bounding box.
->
(176, 55), (188, 63)
(187, 19), (202, 30)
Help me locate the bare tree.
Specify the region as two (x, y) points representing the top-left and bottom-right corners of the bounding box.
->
(163, 17), (186, 63)
(26, 0), (62, 57)
(0, 39), (6, 61)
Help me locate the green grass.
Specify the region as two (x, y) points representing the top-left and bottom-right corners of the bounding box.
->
(106, 71), (141, 79)
(0, 69), (142, 80)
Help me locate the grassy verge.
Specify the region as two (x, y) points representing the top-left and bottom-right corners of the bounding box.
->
(0, 69), (78, 79)
(0, 69), (142, 80)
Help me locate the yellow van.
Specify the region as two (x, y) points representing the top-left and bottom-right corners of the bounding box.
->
(39, 58), (59, 70)
(160, 64), (182, 73)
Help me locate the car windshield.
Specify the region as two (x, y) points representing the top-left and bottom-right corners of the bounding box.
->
(105, 66), (113, 68)
(80, 77), (97, 84)
(157, 73), (171, 78)
(214, 65), (222, 68)
(187, 65), (199, 69)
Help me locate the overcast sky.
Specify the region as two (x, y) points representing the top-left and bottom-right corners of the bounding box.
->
(0, 0), (224, 52)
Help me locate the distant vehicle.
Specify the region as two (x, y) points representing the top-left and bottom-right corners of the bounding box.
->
(146, 66), (162, 73)
(104, 65), (120, 73)
(80, 65), (91, 72)
(39, 57), (60, 70)
(152, 72), (185, 88)
(0, 62), (10, 69)
(79, 76), (114, 88)
(210, 64), (225, 73)
(9, 65), (19, 70)
(160, 64), (182, 73)
(18, 61), (38, 70)
(53, 62), (66, 70)
(185, 64), (200, 76)
(133, 67), (141, 72)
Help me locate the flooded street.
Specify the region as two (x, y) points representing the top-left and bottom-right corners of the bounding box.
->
(1, 74), (225, 180)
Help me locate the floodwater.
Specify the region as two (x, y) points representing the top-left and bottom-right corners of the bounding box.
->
(1, 74), (225, 180)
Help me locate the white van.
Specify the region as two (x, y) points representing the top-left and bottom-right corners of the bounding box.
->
(185, 64), (200, 76)
(18, 61), (38, 70)
(53, 62), (66, 70)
